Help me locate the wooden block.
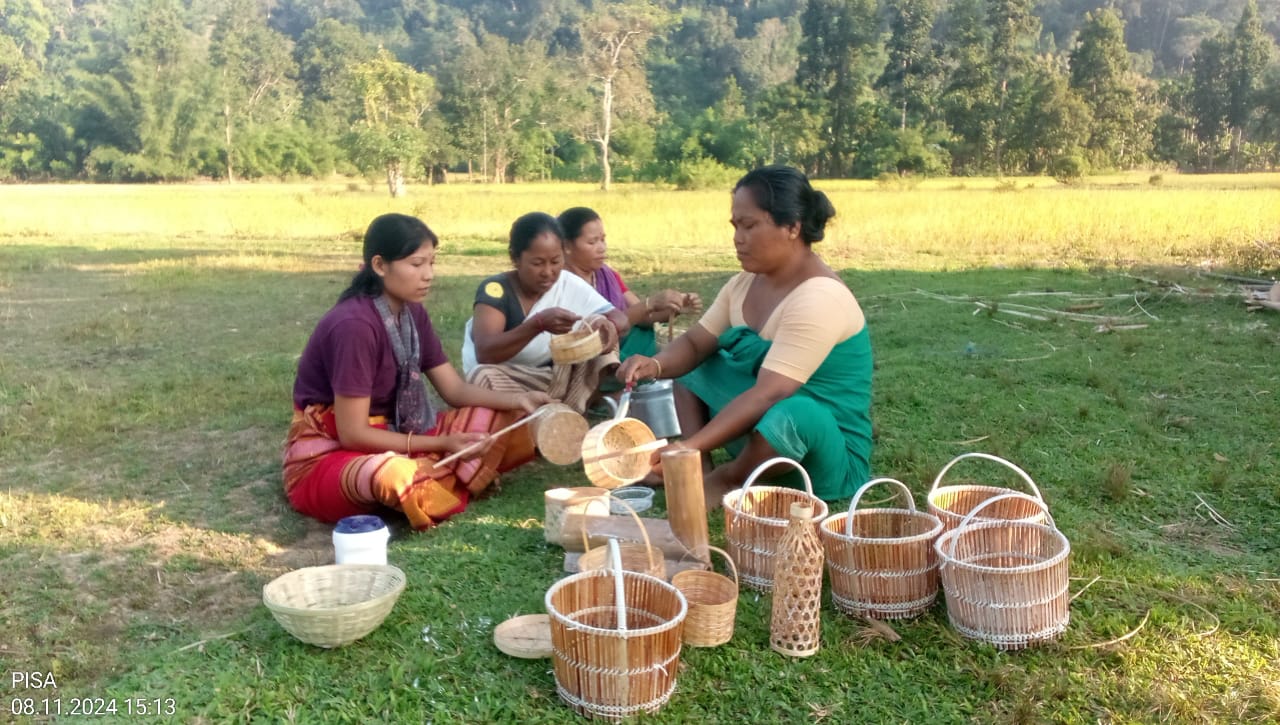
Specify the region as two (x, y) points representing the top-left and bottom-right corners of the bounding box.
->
(558, 512), (692, 559)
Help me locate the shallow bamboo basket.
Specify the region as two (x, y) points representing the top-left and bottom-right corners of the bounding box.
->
(581, 417), (657, 489)
(262, 565), (406, 648)
(722, 457), (829, 592)
(927, 452), (1048, 533)
(544, 487), (610, 544)
(531, 402), (589, 465)
(550, 325), (603, 365)
(935, 493), (1070, 650)
(577, 496), (666, 580)
(820, 478), (944, 620)
(671, 545), (739, 647)
(545, 569), (688, 721)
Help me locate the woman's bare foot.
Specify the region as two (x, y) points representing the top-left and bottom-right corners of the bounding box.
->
(702, 468), (734, 511)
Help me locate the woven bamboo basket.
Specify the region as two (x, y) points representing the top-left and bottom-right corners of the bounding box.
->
(670, 545), (739, 647)
(581, 417), (658, 489)
(550, 321), (604, 365)
(820, 478), (944, 620)
(722, 457), (829, 592)
(531, 403), (589, 465)
(545, 567), (688, 721)
(935, 493), (1070, 650)
(927, 452), (1047, 533)
(577, 496), (666, 580)
(262, 564), (406, 648)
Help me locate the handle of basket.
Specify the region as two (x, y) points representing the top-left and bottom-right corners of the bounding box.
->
(607, 538), (628, 632)
(944, 492), (1056, 560)
(433, 407), (546, 468)
(579, 493), (658, 574)
(687, 544), (738, 589)
(581, 437), (667, 465)
(845, 478), (915, 537)
(727, 456), (813, 513)
(927, 452), (1043, 501)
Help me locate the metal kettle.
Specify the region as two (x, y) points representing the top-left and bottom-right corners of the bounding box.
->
(626, 379), (682, 439)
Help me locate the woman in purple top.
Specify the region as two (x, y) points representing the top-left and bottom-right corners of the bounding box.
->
(557, 207), (701, 359)
(283, 213), (552, 530)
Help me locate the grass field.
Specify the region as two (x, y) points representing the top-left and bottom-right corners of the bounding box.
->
(1, 175), (1278, 723)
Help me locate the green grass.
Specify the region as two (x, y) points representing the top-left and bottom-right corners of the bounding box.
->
(1, 179), (1278, 723)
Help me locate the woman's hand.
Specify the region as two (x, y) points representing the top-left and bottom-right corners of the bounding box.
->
(645, 289), (687, 323)
(616, 355), (661, 386)
(530, 307), (581, 334)
(680, 291), (703, 315)
(510, 391), (555, 414)
(645, 440), (692, 477)
(438, 432), (492, 459)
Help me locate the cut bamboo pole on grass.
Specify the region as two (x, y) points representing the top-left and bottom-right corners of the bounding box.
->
(663, 448), (709, 564)
(434, 408), (546, 468)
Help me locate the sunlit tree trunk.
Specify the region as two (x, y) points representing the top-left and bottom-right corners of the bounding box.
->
(386, 160), (405, 198)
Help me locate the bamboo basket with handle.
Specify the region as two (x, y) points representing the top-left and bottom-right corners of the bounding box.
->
(581, 417), (658, 490)
(722, 457), (829, 592)
(670, 545), (739, 647)
(927, 452), (1047, 532)
(820, 478), (944, 620)
(545, 566), (687, 720)
(530, 402), (589, 465)
(935, 493), (1070, 650)
(576, 495), (666, 580)
(550, 317), (605, 365)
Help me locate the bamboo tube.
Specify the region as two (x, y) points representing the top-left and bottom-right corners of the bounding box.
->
(662, 449), (709, 563)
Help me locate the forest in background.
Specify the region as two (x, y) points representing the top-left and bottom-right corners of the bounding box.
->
(1, 0), (1278, 192)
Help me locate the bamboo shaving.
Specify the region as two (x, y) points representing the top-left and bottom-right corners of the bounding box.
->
(1066, 576), (1222, 648)
(1192, 492), (1235, 529)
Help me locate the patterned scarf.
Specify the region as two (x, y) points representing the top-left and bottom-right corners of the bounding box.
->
(593, 265), (629, 312)
(373, 296), (436, 433)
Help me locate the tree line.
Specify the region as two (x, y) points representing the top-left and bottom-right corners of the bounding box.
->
(1, 0), (1277, 194)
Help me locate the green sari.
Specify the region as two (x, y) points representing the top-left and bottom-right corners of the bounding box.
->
(680, 325), (873, 500)
(618, 325), (658, 360)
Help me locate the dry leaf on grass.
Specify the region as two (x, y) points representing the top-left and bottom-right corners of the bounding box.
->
(850, 617), (902, 646)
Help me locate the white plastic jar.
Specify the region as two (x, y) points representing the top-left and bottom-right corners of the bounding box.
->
(332, 515), (390, 565)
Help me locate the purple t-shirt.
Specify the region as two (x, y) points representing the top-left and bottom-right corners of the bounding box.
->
(292, 296), (448, 417)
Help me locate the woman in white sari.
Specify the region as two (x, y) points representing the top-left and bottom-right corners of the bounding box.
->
(463, 212), (630, 412)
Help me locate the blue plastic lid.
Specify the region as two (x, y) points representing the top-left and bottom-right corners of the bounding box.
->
(334, 515), (387, 534)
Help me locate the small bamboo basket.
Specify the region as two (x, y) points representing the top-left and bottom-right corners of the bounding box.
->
(550, 320), (604, 365)
(935, 493), (1071, 650)
(577, 495), (666, 580)
(927, 452), (1047, 533)
(581, 417), (658, 489)
(722, 457), (829, 592)
(820, 478), (944, 620)
(670, 545), (739, 647)
(530, 402), (589, 465)
(545, 566), (688, 720)
(262, 565), (406, 648)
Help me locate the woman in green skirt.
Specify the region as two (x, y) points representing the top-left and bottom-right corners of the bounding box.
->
(616, 166), (873, 509)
